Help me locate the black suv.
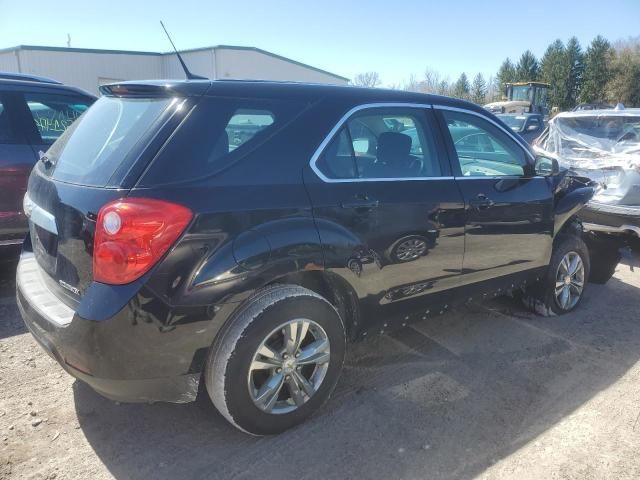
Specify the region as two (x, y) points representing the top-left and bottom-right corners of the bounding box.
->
(17, 80), (601, 435)
(0, 73), (95, 260)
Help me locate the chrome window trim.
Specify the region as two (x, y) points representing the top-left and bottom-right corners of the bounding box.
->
(454, 175), (528, 180)
(0, 239), (24, 247)
(23, 192), (58, 235)
(433, 105), (536, 163)
(308, 102), (451, 183)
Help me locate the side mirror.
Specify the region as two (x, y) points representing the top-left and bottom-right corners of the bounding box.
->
(534, 156), (559, 176)
(526, 123), (539, 132)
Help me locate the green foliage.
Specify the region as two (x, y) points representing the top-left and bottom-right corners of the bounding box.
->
(515, 50), (539, 81)
(496, 35), (640, 110)
(452, 72), (471, 100)
(565, 37), (584, 107)
(580, 35), (613, 103)
(470, 73), (487, 104)
(496, 58), (516, 97)
(540, 39), (569, 110)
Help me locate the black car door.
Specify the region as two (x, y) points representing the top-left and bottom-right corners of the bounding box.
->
(304, 104), (466, 317)
(435, 107), (554, 285)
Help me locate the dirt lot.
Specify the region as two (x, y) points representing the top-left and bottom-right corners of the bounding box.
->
(1, 252), (640, 480)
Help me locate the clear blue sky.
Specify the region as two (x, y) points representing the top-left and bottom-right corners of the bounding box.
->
(1, 0), (638, 85)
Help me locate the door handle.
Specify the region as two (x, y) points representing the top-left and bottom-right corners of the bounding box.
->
(341, 194), (379, 209)
(470, 193), (495, 210)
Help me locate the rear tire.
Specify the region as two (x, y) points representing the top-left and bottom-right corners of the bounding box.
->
(205, 285), (345, 435)
(584, 232), (622, 284)
(524, 235), (590, 316)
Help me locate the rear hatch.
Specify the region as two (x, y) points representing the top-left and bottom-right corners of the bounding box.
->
(25, 86), (198, 305)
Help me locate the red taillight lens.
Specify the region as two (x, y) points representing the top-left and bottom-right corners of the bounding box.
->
(93, 198), (192, 285)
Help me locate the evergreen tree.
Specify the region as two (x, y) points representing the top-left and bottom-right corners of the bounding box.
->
(470, 73), (487, 104)
(540, 39), (569, 110)
(453, 73), (470, 99)
(496, 58), (516, 97)
(436, 80), (450, 96)
(580, 35), (613, 103)
(515, 50), (539, 81)
(565, 37), (584, 108)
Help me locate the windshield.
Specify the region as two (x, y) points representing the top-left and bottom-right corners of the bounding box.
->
(556, 115), (640, 143)
(538, 114), (640, 172)
(45, 96), (176, 186)
(497, 115), (526, 132)
(511, 86), (533, 102)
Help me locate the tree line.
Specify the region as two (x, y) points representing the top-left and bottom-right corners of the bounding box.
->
(351, 35), (640, 109)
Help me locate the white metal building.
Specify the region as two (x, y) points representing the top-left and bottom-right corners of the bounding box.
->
(0, 45), (349, 95)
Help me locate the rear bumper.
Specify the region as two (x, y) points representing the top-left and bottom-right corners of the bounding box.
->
(16, 252), (204, 403)
(581, 202), (640, 237)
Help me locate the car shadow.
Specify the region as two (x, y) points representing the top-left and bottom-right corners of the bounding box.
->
(0, 263), (25, 339)
(73, 275), (639, 480)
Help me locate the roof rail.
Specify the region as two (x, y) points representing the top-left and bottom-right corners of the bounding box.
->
(0, 72), (63, 84)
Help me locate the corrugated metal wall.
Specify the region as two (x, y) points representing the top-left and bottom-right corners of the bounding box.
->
(0, 51), (21, 72)
(16, 50), (163, 95)
(162, 50), (217, 79)
(215, 48), (345, 83)
(1, 47), (347, 95)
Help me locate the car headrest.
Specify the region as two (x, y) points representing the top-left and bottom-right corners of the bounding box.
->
(377, 132), (412, 164)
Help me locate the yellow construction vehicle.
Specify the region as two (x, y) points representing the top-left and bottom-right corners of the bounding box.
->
(485, 81), (550, 117)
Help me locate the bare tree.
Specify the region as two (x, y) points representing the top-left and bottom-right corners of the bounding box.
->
(422, 68), (442, 93)
(485, 74), (498, 102)
(402, 73), (422, 92)
(351, 72), (382, 88)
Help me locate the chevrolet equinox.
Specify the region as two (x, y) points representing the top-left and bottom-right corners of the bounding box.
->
(17, 80), (600, 435)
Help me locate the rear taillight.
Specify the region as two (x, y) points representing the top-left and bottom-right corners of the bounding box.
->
(93, 198), (192, 285)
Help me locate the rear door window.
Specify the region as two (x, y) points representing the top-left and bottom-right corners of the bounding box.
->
(0, 94), (24, 144)
(0, 97), (14, 143)
(25, 93), (93, 145)
(316, 108), (442, 180)
(141, 97), (306, 185)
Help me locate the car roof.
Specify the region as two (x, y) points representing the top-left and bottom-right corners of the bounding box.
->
(0, 73), (95, 98)
(103, 78), (488, 112)
(554, 108), (640, 119)
(0, 71), (62, 84)
(497, 112), (541, 118)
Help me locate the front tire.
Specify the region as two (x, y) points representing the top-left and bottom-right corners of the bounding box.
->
(205, 285), (345, 435)
(524, 235), (590, 316)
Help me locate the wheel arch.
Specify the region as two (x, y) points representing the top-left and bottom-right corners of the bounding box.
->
(553, 215), (583, 246)
(264, 270), (362, 341)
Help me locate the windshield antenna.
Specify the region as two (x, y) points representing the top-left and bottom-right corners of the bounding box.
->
(160, 21), (207, 80)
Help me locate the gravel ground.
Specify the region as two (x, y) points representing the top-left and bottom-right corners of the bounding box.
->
(1, 252), (639, 480)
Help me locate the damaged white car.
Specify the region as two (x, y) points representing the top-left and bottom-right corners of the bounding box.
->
(534, 107), (640, 280)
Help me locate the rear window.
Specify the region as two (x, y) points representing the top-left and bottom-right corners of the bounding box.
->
(25, 93), (92, 144)
(140, 97), (305, 185)
(45, 96), (176, 186)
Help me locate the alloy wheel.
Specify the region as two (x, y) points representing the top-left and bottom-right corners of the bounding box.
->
(248, 319), (330, 414)
(395, 238), (427, 262)
(554, 251), (585, 310)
